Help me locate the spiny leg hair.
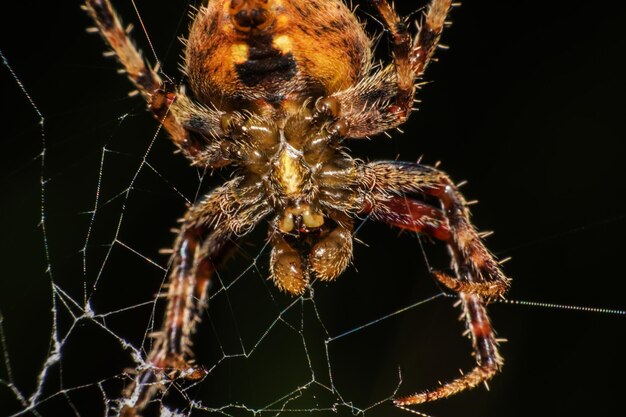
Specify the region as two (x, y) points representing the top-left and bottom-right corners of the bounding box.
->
(360, 161), (508, 404)
(83, 0), (224, 162)
(119, 179), (270, 416)
(329, 0), (453, 138)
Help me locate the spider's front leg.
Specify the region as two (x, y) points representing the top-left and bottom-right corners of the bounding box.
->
(360, 161), (509, 405)
(84, 0), (225, 163)
(120, 179), (271, 416)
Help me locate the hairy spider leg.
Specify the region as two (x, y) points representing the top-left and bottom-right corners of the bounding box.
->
(83, 0), (224, 161)
(370, 0), (415, 115)
(119, 180), (270, 416)
(364, 162), (511, 298)
(360, 161), (507, 404)
(329, 0), (452, 138)
(401, 291), (502, 405)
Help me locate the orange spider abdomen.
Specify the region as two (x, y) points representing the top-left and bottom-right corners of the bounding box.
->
(185, 0), (372, 110)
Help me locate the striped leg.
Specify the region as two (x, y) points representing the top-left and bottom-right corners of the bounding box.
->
(120, 226), (232, 417)
(361, 161), (509, 405)
(83, 0), (223, 161)
(330, 0), (453, 138)
(119, 180), (270, 416)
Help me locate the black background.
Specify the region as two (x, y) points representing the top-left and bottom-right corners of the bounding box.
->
(2, 1), (626, 416)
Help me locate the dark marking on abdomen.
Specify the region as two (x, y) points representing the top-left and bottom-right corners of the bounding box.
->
(235, 34), (297, 87)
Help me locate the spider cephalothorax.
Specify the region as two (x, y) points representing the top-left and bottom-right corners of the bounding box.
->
(217, 103), (360, 294)
(84, 0), (511, 415)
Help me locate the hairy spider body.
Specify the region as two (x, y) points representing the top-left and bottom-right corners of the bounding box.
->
(84, 0), (511, 415)
(186, 0), (370, 107)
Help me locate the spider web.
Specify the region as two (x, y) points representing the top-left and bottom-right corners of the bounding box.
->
(2, 1), (626, 417)
(0, 40), (452, 414)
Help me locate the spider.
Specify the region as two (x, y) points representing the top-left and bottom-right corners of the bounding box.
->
(84, 0), (511, 414)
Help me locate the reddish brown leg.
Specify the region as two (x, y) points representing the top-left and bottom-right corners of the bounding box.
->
(370, 0), (453, 111)
(411, 0), (452, 75)
(330, 0), (453, 138)
(120, 180), (271, 416)
(370, 0), (415, 118)
(84, 0), (223, 161)
(360, 161), (509, 405)
(120, 226), (234, 417)
(365, 196), (451, 241)
(374, 0), (453, 78)
(364, 162), (511, 299)
(396, 292), (502, 405)
(150, 229), (232, 372)
(120, 226), (226, 415)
